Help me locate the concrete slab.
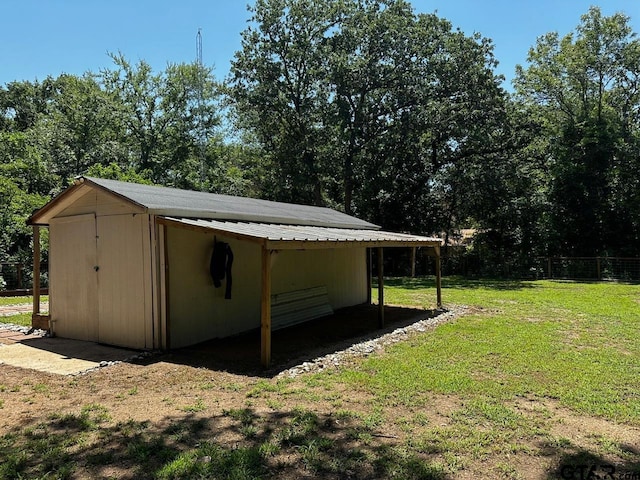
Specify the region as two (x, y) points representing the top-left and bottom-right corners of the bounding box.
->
(0, 337), (138, 375)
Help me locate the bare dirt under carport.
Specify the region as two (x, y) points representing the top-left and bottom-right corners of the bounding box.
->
(156, 304), (444, 376)
(0, 304), (443, 376)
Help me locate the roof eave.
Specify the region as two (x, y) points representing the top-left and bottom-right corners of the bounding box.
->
(150, 208), (380, 230)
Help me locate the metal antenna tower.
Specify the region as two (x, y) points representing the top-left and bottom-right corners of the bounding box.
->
(196, 28), (206, 189)
(196, 28), (203, 66)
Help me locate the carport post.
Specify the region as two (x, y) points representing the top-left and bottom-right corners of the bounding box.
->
(377, 247), (384, 328)
(260, 246), (272, 367)
(32, 225), (41, 318)
(435, 245), (442, 308)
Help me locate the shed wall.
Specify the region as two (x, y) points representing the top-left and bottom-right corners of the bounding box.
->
(271, 248), (367, 309)
(166, 227), (262, 349)
(165, 226), (368, 348)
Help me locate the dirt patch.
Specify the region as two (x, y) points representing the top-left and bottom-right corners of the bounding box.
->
(1, 305), (639, 479)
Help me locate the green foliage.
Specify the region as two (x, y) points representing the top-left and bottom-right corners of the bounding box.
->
(1, 3), (640, 272)
(515, 6), (640, 256)
(229, 0), (509, 235)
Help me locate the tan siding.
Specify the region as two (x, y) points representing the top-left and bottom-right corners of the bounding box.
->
(96, 214), (149, 349)
(271, 248), (367, 309)
(166, 227), (367, 348)
(49, 214), (98, 341)
(166, 226), (262, 349)
(58, 190), (143, 218)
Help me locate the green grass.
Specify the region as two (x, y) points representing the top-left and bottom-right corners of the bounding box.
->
(0, 295), (48, 327)
(1, 279), (639, 478)
(0, 312), (32, 327)
(0, 295), (48, 306)
(350, 278), (640, 423)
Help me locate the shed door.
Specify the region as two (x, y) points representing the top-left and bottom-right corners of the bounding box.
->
(50, 214), (99, 341)
(96, 215), (147, 349)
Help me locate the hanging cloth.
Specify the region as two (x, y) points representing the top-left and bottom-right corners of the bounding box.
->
(210, 240), (234, 299)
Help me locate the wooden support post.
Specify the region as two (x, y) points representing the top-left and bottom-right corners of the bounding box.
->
(411, 247), (416, 277)
(377, 247), (384, 328)
(596, 257), (601, 281)
(547, 257), (552, 279)
(435, 245), (442, 308)
(260, 246), (272, 367)
(17, 263), (23, 290)
(366, 248), (372, 304)
(32, 226), (41, 319)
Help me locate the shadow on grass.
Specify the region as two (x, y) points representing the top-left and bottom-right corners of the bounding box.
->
(0, 405), (451, 480)
(383, 276), (540, 291)
(542, 442), (640, 480)
(151, 304), (444, 378)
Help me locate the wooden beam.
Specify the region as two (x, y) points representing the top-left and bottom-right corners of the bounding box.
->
(410, 247), (416, 277)
(266, 239), (441, 250)
(377, 247), (384, 328)
(435, 245), (442, 308)
(32, 225), (41, 320)
(261, 246), (272, 367)
(366, 248), (372, 304)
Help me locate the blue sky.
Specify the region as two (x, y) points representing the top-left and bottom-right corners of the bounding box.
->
(2, 1), (639, 89)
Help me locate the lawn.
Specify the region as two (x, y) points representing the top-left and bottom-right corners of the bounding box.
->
(0, 295), (47, 307)
(0, 295), (48, 327)
(0, 279), (638, 479)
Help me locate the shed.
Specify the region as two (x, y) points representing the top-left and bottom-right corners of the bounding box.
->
(28, 177), (442, 366)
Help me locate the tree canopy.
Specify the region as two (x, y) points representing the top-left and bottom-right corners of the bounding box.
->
(1, 2), (639, 279)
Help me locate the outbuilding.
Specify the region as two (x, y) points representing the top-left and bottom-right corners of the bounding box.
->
(28, 177), (442, 365)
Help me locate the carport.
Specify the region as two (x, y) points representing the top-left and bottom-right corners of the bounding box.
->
(157, 217), (442, 366)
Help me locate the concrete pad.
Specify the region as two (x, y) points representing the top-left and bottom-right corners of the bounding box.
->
(0, 337), (138, 375)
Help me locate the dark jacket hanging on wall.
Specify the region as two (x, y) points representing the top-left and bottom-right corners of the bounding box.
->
(210, 240), (234, 299)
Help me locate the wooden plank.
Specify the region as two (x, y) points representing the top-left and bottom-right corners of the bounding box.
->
(366, 248), (372, 304)
(411, 247), (416, 277)
(31, 314), (50, 331)
(261, 247), (272, 367)
(160, 224), (170, 349)
(32, 226), (40, 317)
(271, 286), (333, 330)
(377, 247), (384, 328)
(141, 215), (154, 349)
(266, 239), (441, 250)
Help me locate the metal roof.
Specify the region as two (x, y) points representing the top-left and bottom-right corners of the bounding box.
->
(160, 217), (442, 249)
(82, 177), (379, 230)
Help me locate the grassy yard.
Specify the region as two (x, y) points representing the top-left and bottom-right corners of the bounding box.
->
(0, 279), (638, 479)
(0, 295), (47, 307)
(0, 295), (48, 327)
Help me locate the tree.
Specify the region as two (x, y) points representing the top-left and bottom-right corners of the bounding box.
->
(37, 74), (128, 182)
(515, 7), (640, 256)
(100, 54), (221, 189)
(228, 0), (343, 205)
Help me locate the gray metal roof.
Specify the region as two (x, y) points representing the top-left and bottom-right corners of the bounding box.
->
(83, 177), (379, 230)
(161, 217), (441, 248)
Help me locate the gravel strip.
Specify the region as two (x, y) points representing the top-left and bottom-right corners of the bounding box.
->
(0, 322), (49, 337)
(276, 305), (471, 378)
